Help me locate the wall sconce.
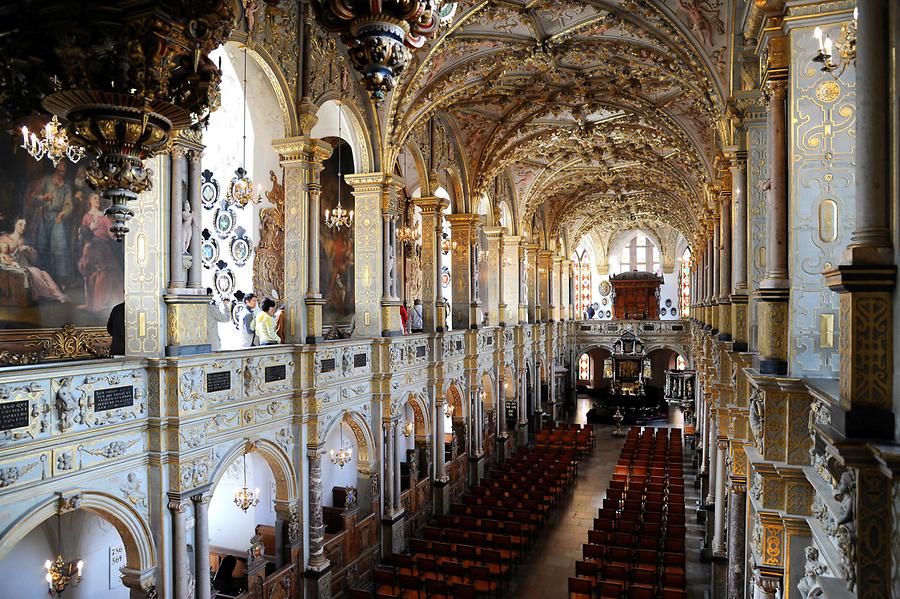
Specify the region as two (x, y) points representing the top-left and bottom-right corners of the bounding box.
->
(813, 8), (857, 79)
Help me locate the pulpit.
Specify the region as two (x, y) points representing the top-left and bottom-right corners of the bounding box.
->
(610, 271), (662, 320)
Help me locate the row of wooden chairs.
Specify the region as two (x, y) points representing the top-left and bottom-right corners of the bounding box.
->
(570, 427), (689, 598)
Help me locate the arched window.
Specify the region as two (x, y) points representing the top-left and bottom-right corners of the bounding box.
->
(680, 248), (691, 318)
(573, 249), (592, 318)
(578, 353), (593, 385)
(618, 234), (660, 273)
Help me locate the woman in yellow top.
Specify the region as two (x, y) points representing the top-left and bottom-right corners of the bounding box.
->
(255, 298), (280, 345)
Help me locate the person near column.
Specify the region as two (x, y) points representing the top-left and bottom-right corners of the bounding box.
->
(238, 293), (258, 347)
(409, 298), (423, 333)
(205, 288), (231, 351)
(400, 302), (409, 334)
(255, 298), (280, 345)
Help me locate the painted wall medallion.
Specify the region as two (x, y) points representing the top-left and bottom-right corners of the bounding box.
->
(670, 307), (677, 316)
(606, 310), (611, 318)
(213, 205), (236, 239)
(660, 308), (667, 317)
(213, 260), (235, 295)
(601, 298), (608, 306)
(200, 169), (220, 210)
(441, 265), (451, 289)
(599, 280), (611, 296)
(201, 229), (219, 269)
(230, 226), (252, 267)
(665, 298), (672, 307)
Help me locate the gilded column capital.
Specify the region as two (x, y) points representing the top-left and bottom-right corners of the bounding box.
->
(272, 135), (333, 164)
(413, 195), (450, 214)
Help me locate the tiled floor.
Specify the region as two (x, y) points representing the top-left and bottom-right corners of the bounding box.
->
(506, 398), (710, 599)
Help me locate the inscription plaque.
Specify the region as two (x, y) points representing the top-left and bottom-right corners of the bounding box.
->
(0, 400), (29, 431)
(264, 365), (286, 383)
(94, 386), (135, 412)
(206, 371), (231, 393)
(416, 345), (427, 358)
(321, 358), (336, 373)
(353, 353), (367, 368)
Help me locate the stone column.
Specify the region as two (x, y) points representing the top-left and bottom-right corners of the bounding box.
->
(711, 216), (720, 332)
(306, 448), (328, 571)
(186, 150), (203, 289)
(726, 477), (747, 599)
(273, 137), (332, 343)
(447, 214), (480, 329)
(168, 497), (190, 599)
(705, 418), (717, 505)
(191, 491), (212, 599)
(414, 196), (449, 332)
(698, 398), (708, 475)
(393, 421), (402, 514)
(756, 77), (790, 375)
(718, 188), (732, 340)
(706, 229), (715, 307)
(518, 243), (528, 323)
(503, 236), (521, 326)
(497, 372), (508, 458)
(712, 439), (727, 555)
(517, 366), (528, 446)
(823, 0), (896, 440)
(168, 148), (187, 290)
(382, 420), (395, 519)
(306, 171), (325, 342)
(525, 244), (539, 323)
(483, 226), (504, 326)
(538, 250), (552, 323)
(551, 255), (563, 321)
(730, 153), (750, 350)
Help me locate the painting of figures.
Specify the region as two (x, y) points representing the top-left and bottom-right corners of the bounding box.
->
(319, 139), (356, 326)
(0, 131), (124, 331)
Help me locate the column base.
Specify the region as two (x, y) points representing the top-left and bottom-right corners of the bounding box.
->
(381, 509), (407, 557)
(517, 422), (528, 447)
(432, 477), (450, 515)
(469, 453), (485, 484)
(304, 562), (332, 599)
(496, 434), (509, 460)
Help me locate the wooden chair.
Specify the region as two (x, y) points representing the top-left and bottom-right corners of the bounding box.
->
(568, 577), (592, 599)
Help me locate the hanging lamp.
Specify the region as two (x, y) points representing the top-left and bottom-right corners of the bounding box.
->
(233, 451), (260, 512)
(227, 45), (262, 208)
(324, 101), (354, 231)
(45, 499), (83, 596)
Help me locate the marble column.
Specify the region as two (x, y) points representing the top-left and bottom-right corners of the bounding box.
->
(757, 78), (789, 375)
(186, 151), (203, 289)
(383, 421), (395, 519)
(517, 367), (528, 446)
(718, 190), (732, 340)
(382, 211), (403, 336)
(525, 244), (539, 323)
(483, 226), (504, 326)
(730, 154), (750, 350)
(518, 243), (528, 323)
(434, 395), (447, 482)
(706, 232), (715, 306)
(726, 479), (747, 599)
(306, 448), (328, 570)
(447, 214), (480, 329)
(414, 196), (449, 332)
(191, 491), (212, 599)
(306, 176), (325, 343)
(705, 418), (717, 505)
(551, 255), (563, 321)
(393, 421), (402, 514)
(503, 236), (521, 325)
(273, 137), (332, 343)
(497, 373), (508, 455)
(699, 398), (708, 474)
(538, 250), (552, 323)
(711, 217), (720, 332)
(168, 148), (186, 290)
(712, 439), (727, 555)
(168, 497), (190, 599)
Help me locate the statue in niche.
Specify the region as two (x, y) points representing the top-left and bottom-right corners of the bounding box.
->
(56, 377), (85, 433)
(798, 546), (826, 599)
(181, 198), (193, 255)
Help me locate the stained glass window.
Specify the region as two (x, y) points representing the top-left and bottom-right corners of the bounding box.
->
(680, 248), (691, 318)
(578, 353), (592, 384)
(573, 250), (592, 318)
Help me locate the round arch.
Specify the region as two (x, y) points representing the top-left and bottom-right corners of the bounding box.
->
(446, 380), (466, 420)
(311, 97), (375, 173)
(210, 437), (298, 503)
(0, 491), (156, 571)
(405, 392), (431, 436)
(319, 410), (376, 467)
(227, 33), (297, 137)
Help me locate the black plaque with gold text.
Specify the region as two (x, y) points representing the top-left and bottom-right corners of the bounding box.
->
(94, 386), (135, 412)
(0, 400), (29, 431)
(207, 371), (231, 393)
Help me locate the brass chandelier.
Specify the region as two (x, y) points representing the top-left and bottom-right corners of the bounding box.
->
(233, 452), (260, 512)
(324, 102), (354, 231)
(45, 502), (83, 596)
(312, 1), (458, 101)
(3, 1), (234, 241)
(813, 8), (857, 79)
(330, 423), (353, 468)
(227, 46), (262, 208)
(21, 115), (85, 166)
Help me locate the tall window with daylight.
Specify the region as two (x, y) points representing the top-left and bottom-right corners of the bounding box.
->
(578, 353), (593, 386)
(617, 234), (661, 274)
(680, 248), (691, 318)
(573, 249), (592, 318)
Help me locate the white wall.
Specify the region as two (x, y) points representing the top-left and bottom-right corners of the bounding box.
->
(208, 452), (275, 553)
(0, 510), (128, 599)
(320, 422), (358, 507)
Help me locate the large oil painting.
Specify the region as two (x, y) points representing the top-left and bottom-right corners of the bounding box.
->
(319, 139), (355, 326)
(0, 131), (125, 333)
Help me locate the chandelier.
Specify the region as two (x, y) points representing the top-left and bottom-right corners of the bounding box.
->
(402, 420), (414, 437)
(813, 8), (857, 79)
(397, 222), (418, 246)
(227, 47), (262, 207)
(324, 102), (354, 231)
(312, 1), (458, 101)
(444, 403), (454, 418)
(45, 503), (83, 596)
(330, 423), (353, 468)
(2, 1), (234, 241)
(21, 115), (85, 166)
(233, 452), (260, 513)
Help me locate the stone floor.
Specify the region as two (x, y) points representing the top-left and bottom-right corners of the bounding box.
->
(506, 397), (710, 599)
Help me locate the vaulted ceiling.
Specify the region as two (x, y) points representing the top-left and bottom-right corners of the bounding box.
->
(385, 0), (732, 246)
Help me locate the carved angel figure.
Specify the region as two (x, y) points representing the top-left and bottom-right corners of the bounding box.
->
(797, 546), (826, 599)
(56, 377), (84, 433)
(748, 388), (764, 447)
(833, 470), (855, 527)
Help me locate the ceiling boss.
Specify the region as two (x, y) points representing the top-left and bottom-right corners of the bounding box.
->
(311, 0), (458, 102)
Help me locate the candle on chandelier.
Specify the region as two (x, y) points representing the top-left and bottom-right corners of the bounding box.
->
(823, 36), (833, 58)
(813, 26), (824, 53)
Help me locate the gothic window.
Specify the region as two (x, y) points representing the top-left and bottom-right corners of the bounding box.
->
(618, 234), (661, 273)
(680, 248), (691, 318)
(573, 249), (592, 318)
(578, 353), (593, 385)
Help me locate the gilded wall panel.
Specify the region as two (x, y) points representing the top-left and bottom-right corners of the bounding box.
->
(747, 120), (767, 353)
(787, 24), (855, 377)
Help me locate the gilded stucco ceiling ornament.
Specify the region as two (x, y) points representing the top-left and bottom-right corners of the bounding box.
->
(312, 0), (458, 102)
(0, 1), (235, 241)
